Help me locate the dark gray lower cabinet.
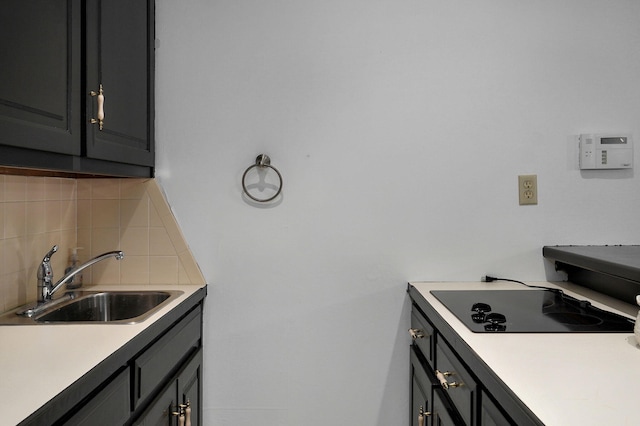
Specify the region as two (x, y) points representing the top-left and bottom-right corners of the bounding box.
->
(410, 346), (433, 426)
(64, 369), (131, 426)
(432, 389), (465, 426)
(435, 339), (477, 425)
(134, 307), (202, 410)
(479, 393), (510, 426)
(135, 378), (177, 426)
(408, 284), (541, 426)
(131, 305), (203, 425)
(66, 305), (202, 426)
(134, 349), (202, 426)
(20, 289), (206, 426)
(178, 349), (202, 426)
(410, 346), (465, 426)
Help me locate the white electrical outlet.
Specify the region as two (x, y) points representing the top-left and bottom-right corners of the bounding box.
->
(518, 175), (537, 205)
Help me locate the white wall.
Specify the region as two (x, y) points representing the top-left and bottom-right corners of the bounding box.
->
(155, 1), (640, 424)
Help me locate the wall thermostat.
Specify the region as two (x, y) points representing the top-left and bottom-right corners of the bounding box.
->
(579, 133), (633, 170)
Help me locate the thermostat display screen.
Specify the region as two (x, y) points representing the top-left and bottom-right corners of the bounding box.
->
(601, 137), (627, 144)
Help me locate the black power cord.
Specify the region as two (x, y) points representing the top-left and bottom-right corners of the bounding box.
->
(482, 276), (634, 323)
(481, 275), (564, 295)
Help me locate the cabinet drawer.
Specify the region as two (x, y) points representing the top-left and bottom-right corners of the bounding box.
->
(64, 368), (130, 426)
(435, 339), (477, 426)
(134, 307), (202, 409)
(410, 308), (435, 368)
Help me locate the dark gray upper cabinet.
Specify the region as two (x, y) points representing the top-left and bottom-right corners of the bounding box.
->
(85, 0), (154, 168)
(0, 0), (154, 177)
(0, 1), (82, 156)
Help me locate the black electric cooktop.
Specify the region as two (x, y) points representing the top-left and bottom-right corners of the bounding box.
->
(431, 290), (635, 333)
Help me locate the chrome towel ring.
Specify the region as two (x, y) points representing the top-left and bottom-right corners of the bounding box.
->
(242, 154), (283, 202)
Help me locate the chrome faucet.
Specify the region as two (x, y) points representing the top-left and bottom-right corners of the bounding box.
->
(44, 246), (124, 301)
(26, 245), (125, 314)
(37, 245), (59, 304)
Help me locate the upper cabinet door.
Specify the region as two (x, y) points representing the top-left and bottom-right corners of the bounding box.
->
(0, 0), (81, 155)
(85, 0), (154, 167)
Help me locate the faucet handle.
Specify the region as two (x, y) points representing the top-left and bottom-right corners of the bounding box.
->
(44, 245), (59, 261)
(43, 245), (58, 262)
(36, 245), (59, 304)
(38, 245), (58, 283)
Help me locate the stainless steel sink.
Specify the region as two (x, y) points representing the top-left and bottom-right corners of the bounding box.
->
(0, 290), (184, 325)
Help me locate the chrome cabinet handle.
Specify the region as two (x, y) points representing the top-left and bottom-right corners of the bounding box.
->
(90, 84), (105, 130)
(435, 369), (463, 389)
(409, 328), (426, 340)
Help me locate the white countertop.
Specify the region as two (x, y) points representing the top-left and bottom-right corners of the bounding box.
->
(0, 284), (206, 425)
(410, 281), (640, 426)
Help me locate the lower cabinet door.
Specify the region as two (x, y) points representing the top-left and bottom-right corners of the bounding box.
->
(411, 346), (435, 426)
(64, 368), (130, 426)
(133, 348), (203, 426)
(133, 382), (177, 426)
(412, 376), (430, 426)
(178, 349), (203, 426)
(134, 308), (202, 410)
(481, 391), (515, 426)
(432, 389), (465, 426)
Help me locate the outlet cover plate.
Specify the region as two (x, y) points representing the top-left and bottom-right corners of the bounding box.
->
(518, 175), (538, 205)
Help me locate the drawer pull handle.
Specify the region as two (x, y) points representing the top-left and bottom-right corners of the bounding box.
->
(409, 328), (425, 339)
(90, 84), (105, 130)
(435, 369), (463, 390)
(418, 405), (431, 426)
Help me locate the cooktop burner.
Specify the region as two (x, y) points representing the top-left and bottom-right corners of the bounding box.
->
(430, 290), (635, 333)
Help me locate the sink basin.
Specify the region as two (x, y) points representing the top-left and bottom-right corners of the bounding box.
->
(36, 291), (176, 323)
(0, 290), (184, 325)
